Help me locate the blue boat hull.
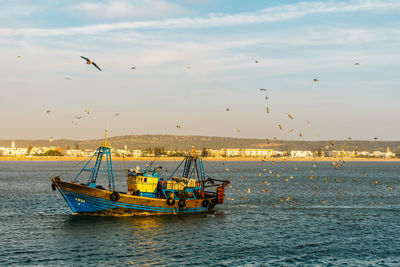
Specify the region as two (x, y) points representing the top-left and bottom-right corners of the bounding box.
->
(53, 178), (213, 215)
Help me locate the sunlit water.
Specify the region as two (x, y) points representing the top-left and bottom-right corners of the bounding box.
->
(1, 160), (400, 266)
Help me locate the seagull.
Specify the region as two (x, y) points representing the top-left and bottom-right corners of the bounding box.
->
(46, 110), (51, 115)
(176, 125), (181, 128)
(84, 110), (90, 115)
(80, 56), (101, 71)
(287, 114), (294, 119)
(314, 78), (319, 82)
(131, 67), (136, 69)
(17, 56), (22, 59)
(299, 133), (303, 137)
(354, 62), (360, 66)
(278, 124), (282, 130)
(75, 116), (82, 120)
(373, 137), (378, 140)
(259, 88), (267, 91)
(266, 107), (270, 114)
(265, 96), (269, 100)
(226, 107), (230, 112)
(348, 137), (352, 140)
(255, 60), (259, 63)
(114, 113), (119, 116)
(65, 77), (71, 80)
(72, 121), (77, 125)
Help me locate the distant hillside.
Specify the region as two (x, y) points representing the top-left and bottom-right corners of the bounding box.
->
(1, 135), (400, 153)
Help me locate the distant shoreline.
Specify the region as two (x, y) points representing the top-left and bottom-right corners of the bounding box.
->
(0, 156), (399, 162)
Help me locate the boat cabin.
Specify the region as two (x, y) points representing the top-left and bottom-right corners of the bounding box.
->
(127, 167), (200, 200)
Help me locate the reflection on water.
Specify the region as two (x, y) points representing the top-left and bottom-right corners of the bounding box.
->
(1, 161), (400, 265)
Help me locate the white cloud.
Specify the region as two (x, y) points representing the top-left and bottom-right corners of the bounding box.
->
(1, 0), (400, 37)
(74, 0), (189, 20)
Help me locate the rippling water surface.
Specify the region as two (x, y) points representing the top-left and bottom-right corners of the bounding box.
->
(1, 160), (400, 266)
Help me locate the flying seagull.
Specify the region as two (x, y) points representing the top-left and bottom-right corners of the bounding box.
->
(81, 56), (101, 71)
(84, 110), (90, 115)
(260, 88), (267, 91)
(114, 113), (119, 116)
(313, 78), (319, 82)
(46, 110), (51, 115)
(75, 116), (82, 120)
(131, 67), (136, 70)
(226, 107), (230, 112)
(354, 62), (360, 66)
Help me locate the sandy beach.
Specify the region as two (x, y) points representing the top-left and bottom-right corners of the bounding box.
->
(1, 156), (399, 162)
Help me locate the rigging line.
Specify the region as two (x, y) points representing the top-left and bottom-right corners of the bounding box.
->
(48, 152), (93, 181)
(122, 155), (128, 179)
(65, 153), (94, 181)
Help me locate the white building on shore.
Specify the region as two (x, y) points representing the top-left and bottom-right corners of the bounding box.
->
(0, 141), (28, 157)
(290, 150), (313, 158)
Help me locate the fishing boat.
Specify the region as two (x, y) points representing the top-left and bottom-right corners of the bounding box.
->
(51, 132), (230, 215)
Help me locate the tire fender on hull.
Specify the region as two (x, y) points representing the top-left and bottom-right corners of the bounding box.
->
(178, 199), (186, 208)
(167, 197), (175, 206)
(110, 192), (120, 202)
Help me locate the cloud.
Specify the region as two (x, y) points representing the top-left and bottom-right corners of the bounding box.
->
(1, 0), (400, 37)
(74, 0), (189, 20)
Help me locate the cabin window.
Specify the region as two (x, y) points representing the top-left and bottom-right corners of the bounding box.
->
(144, 178), (147, 182)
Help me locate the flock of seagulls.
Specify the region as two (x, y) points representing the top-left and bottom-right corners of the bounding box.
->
(38, 55), (385, 205)
(38, 56), (366, 138)
(216, 60), (390, 206)
(45, 106), (120, 140)
(223, 157), (393, 206)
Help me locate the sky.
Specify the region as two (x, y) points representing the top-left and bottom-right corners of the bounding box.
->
(0, 0), (399, 141)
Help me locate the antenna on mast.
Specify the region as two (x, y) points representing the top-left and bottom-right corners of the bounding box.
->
(102, 129), (110, 148)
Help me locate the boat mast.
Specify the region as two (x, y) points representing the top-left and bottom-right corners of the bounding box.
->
(72, 130), (115, 191)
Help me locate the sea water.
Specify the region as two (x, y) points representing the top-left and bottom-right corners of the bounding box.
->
(1, 160), (400, 266)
